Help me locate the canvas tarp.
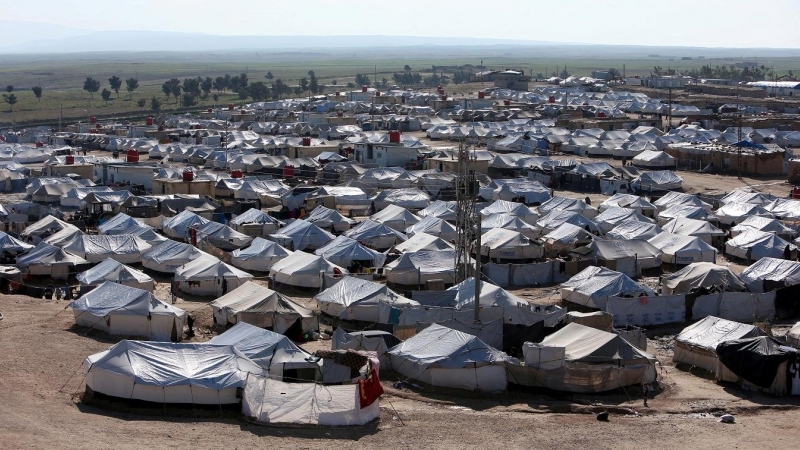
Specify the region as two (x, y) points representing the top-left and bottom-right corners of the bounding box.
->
(692, 291), (776, 322)
(269, 219), (335, 251)
(662, 262), (745, 295)
(315, 276), (418, 322)
(482, 261), (564, 287)
(231, 237), (292, 272)
(175, 259), (254, 296)
(141, 239), (217, 273)
(76, 257), (155, 291)
(560, 266), (655, 310)
(385, 249), (461, 286)
(606, 295), (686, 327)
(314, 235), (386, 269)
(648, 232), (717, 264)
(270, 252), (347, 289)
(210, 282), (317, 334)
(673, 316), (765, 374)
(739, 257), (800, 293)
(63, 234), (152, 264)
(725, 229), (795, 261)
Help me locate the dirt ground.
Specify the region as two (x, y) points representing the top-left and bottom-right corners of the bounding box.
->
(2, 291), (800, 450)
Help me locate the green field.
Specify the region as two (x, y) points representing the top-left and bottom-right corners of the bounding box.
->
(3, 49), (800, 126)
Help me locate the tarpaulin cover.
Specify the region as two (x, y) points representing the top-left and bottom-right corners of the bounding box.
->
(648, 232), (717, 264)
(675, 316), (764, 352)
(599, 193), (657, 214)
(692, 291), (776, 322)
(391, 232), (454, 253)
(482, 213), (541, 238)
(76, 257), (154, 290)
(389, 324), (510, 369)
(406, 216), (457, 241)
(540, 323), (656, 365)
(370, 204), (420, 230)
(98, 213), (153, 235)
(717, 336), (799, 388)
(662, 262), (745, 295)
(372, 188), (431, 210)
(653, 191), (712, 212)
(739, 257), (800, 293)
(231, 237), (292, 272)
(230, 208), (283, 226)
(544, 223), (593, 245)
(162, 210), (210, 239)
(70, 281), (182, 319)
(63, 234), (152, 263)
(314, 235), (387, 268)
(538, 196), (596, 218)
(175, 258), (253, 282)
(270, 252), (347, 288)
(607, 220), (662, 241)
(537, 210), (600, 234)
(418, 200), (457, 221)
(269, 219), (335, 251)
(385, 250), (461, 285)
(305, 206), (355, 232)
(141, 239), (216, 272)
(417, 319), (504, 351)
(480, 200), (539, 224)
(715, 202), (772, 225)
(208, 322), (314, 371)
(0, 231), (33, 253)
(732, 216), (796, 239)
(315, 276), (417, 321)
(16, 241), (89, 267)
(632, 170), (683, 190)
(343, 219), (407, 249)
(725, 229), (795, 261)
(560, 266), (654, 310)
(195, 221), (253, 249)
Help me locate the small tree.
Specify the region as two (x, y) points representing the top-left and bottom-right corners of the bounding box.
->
(331, 79), (338, 86)
(265, 71), (274, 80)
(31, 86), (43, 101)
(83, 77), (101, 98)
(125, 77), (139, 100)
(182, 78), (201, 97)
(249, 81), (269, 101)
(182, 93), (197, 108)
(108, 76), (122, 98)
(150, 96), (162, 112)
(201, 77), (213, 98)
(5, 85), (13, 94)
(167, 78), (182, 104)
(161, 81), (172, 99)
(404, 65), (412, 72)
(101, 88), (112, 105)
(354, 73), (371, 86)
(213, 94), (219, 103)
(136, 98), (147, 107)
(2, 93), (17, 111)
(213, 76), (226, 93)
(299, 77), (309, 93)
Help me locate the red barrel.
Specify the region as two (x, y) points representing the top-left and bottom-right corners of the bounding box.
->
(89, 116), (97, 124)
(65, 155), (75, 165)
(301, 137), (311, 146)
(145, 117), (153, 126)
(503, 100), (511, 106)
(231, 169), (243, 179)
(282, 165), (295, 178)
(549, 96), (555, 103)
(182, 170), (194, 182)
(228, 103), (234, 110)
(478, 92), (485, 99)
(389, 131), (401, 143)
(35, 142), (43, 148)
(126, 149), (139, 163)
(362, 86), (368, 92)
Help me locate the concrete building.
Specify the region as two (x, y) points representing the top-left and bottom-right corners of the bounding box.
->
(747, 81), (800, 97)
(665, 143), (785, 176)
(493, 70), (531, 91)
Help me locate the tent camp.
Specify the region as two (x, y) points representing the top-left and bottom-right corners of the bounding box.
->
(717, 336), (800, 396)
(332, 328), (402, 368)
(480, 200), (539, 224)
(508, 323), (657, 393)
(162, 210), (210, 240)
(21, 215), (79, 243)
(343, 219), (407, 250)
(369, 204), (421, 231)
(70, 282), (185, 341)
(305, 206), (355, 233)
(76, 258), (155, 291)
(560, 266), (654, 310)
(673, 316), (765, 375)
(0, 231), (34, 259)
(231, 237), (292, 272)
(478, 228), (543, 261)
(739, 257), (800, 293)
(315, 276), (419, 322)
(175, 259), (254, 297)
(388, 324), (511, 391)
(543, 223), (594, 256)
(648, 232), (717, 264)
(405, 215), (458, 242)
(195, 221), (253, 250)
(16, 241), (90, 279)
(230, 208), (284, 235)
(268, 219), (335, 251)
(725, 230), (796, 261)
(62, 234), (152, 264)
(210, 282), (317, 335)
(385, 249), (461, 287)
(661, 217), (724, 245)
(606, 220), (662, 241)
(598, 193), (657, 216)
(715, 202), (772, 226)
(84, 340), (264, 404)
(662, 262), (746, 295)
(482, 213), (541, 239)
(631, 170), (683, 191)
(594, 207), (655, 233)
(141, 240), (216, 273)
(314, 235), (387, 270)
(270, 252), (347, 289)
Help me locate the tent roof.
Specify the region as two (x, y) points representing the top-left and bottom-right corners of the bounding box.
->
(662, 262), (745, 294)
(542, 323), (655, 365)
(676, 316), (764, 351)
(208, 322), (312, 370)
(69, 281), (182, 317)
(76, 258), (153, 286)
(210, 281), (312, 318)
(388, 324), (509, 368)
(315, 276), (416, 308)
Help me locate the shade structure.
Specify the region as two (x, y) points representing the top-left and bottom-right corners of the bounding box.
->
(661, 262), (746, 295)
(174, 259), (254, 297)
(231, 237), (292, 272)
(210, 282), (317, 335)
(315, 276), (419, 322)
(314, 235), (387, 269)
(76, 258), (155, 291)
(270, 252), (348, 289)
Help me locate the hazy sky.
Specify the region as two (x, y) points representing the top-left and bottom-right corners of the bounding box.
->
(7, 0), (800, 48)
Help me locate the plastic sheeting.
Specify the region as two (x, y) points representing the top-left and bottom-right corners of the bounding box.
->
(369, 204), (421, 231)
(63, 234), (152, 264)
(85, 340), (264, 404)
(305, 206), (355, 233)
(606, 295), (686, 327)
(315, 276), (418, 322)
(648, 232), (717, 264)
(141, 239), (216, 273)
(210, 282), (316, 333)
(162, 210), (210, 240)
(482, 261), (559, 287)
(479, 200), (539, 224)
(314, 235), (387, 269)
(344, 219), (407, 250)
(76, 258), (155, 291)
(231, 237), (292, 272)
(390, 232), (454, 253)
(739, 257), (800, 293)
(662, 262), (745, 295)
(479, 228), (543, 260)
(406, 216), (458, 242)
(270, 252), (347, 289)
(560, 266), (654, 310)
(606, 220), (662, 241)
(269, 219), (335, 251)
(385, 249), (460, 286)
(175, 259), (253, 296)
(725, 229), (795, 261)
(396, 303), (566, 328)
(208, 323), (317, 374)
(692, 291), (776, 322)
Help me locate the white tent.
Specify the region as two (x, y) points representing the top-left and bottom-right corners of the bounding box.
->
(662, 262), (746, 295)
(230, 208), (284, 235)
(162, 210), (211, 240)
(98, 213), (153, 236)
(343, 219), (407, 250)
(482, 213), (541, 239)
(657, 205), (715, 226)
(606, 220), (662, 241)
(538, 196), (597, 219)
(491, 180), (551, 205)
(739, 257), (800, 293)
(653, 191), (712, 212)
(725, 229), (796, 261)
(76, 258), (155, 291)
(372, 188), (431, 210)
(314, 235), (387, 269)
(536, 210), (600, 235)
(269, 219), (335, 251)
(479, 228), (543, 261)
(731, 216), (797, 241)
(210, 282), (317, 335)
(0, 231), (34, 256)
(193, 221), (253, 250)
(673, 316), (765, 374)
(390, 232), (454, 254)
(661, 217), (724, 244)
(270, 252), (347, 289)
(543, 223), (594, 255)
(16, 241), (89, 279)
(385, 249), (461, 286)
(631, 150), (676, 168)
(508, 323), (657, 393)
(62, 234), (152, 264)
(70, 282), (185, 341)
(632, 170), (683, 191)
(560, 266), (654, 310)
(598, 193), (657, 216)
(305, 206), (355, 233)
(480, 200), (539, 224)
(573, 239), (662, 273)
(442, 278), (529, 309)
(648, 232), (717, 264)
(787, 322), (800, 348)
(418, 200), (458, 221)
(369, 204), (421, 231)
(719, 189), (769, 206)
(388, 324), (510, 391)
(141, 239), (216, 273)
(231, 237), (292, 272)
(715, 201), (772, 226)
(21, 215), (78, 243)
(85, 340), (264, 404)
(593, 207), (654, 233)
(43, 226), (85, 248)
(315, 276), (419, 322)
(332, 328), (401, 369)
(175, 259), (254, 297)
(405, 215), (458, 242)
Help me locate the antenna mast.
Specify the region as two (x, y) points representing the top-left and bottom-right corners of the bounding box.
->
(454, 140), (481, 323)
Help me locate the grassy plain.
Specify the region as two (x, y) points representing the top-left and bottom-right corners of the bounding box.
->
(2, 50), (800, 126)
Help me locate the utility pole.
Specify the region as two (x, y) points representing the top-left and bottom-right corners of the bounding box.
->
(737, 83), (743, 180)
(667, 87), (672, 130)
(59, 103), (62, 133)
